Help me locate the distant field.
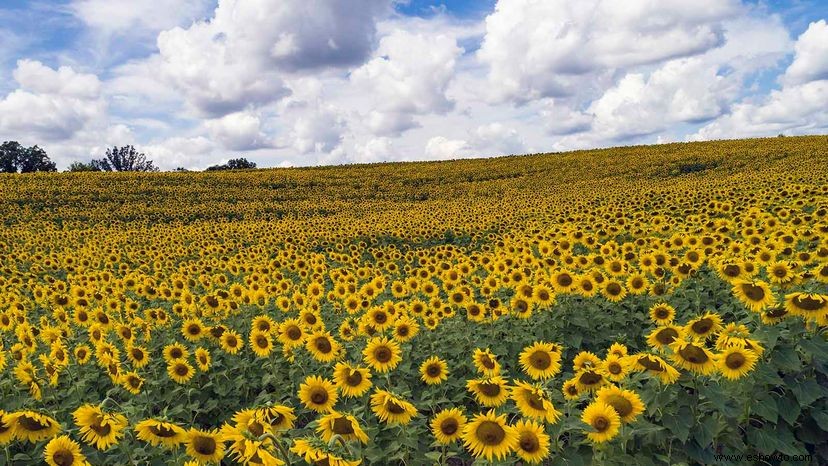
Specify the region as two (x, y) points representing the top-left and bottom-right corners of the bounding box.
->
(1, 136), (827, 465)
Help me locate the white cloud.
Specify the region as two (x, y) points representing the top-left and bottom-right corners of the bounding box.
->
(205, 112), (270, 151)
(783, 20), (828, 85)
(288, 106), (346, 154)
(471, 123), (525, 155)
(424, 136), (470, 160)
(155, 0), (389, 117)
(354, 137), (394, 163)
(693, 20), (828, 140)
(477, 0), (740, 104)
(350, 29), (463, 136)
(0, 60), (105, 141)
(71, 0), (212, 35)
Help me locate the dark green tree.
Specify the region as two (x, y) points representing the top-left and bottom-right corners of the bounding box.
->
(67, 161), (101, 172)
(0, 141), (57, 173)
(92, 145), (159, 172)
(206, 157), (257, 171)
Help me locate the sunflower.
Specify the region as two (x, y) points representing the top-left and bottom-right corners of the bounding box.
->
(167, 359), (195, 384)
(74, 345), (92, 364)
(73, 404), (128, 450)
(595, 385), (645, 424)
(602, 279), (627, 302)
(195, 347), (211, 371)
(670, 339), (716, 375)
(626, 273), (650, 295)
(472, 348), (500, 376)
(257, 404), (297, 432)
(367, 306), (395, 331)
(607, 342), (628, 358)
(732, 279), (776, 312)
(411, 355), (448, 386)
(219, 330), (243, 354)
(572, 351), (601, 371)
(648, 303), (675, 325)
(363, 337), (402, 373)
(551, 270), (576, 293)
(513, 419), (550, 464)
(562, 379), (581, 400)
(601, 354), (633, 382)
(576, 275), (598, 297)
(760, 305), (791, 325)
(317, 411), (369, 444)
(291, 438), (360, 466)
(766, 261), (796, 285)
(162, 343), (189, 363)
(126, 345), (149, 369)
(519, 341), (562, 380)
(306, 330), (340, 363)
(646, 325), (684, 351)
(44, 435), (87, 466)
(370, 389), (417, 425)
(574, 368), (605, 393)
(685, 311), (723, 339)
(181, 318), (205, 342)
(511, 380), (561, 423)
(249, 331), (274, 358)
(8, 411), (61, 442)
(716, 347), (759, 380)
(185, 429), (225, 464)
(784, 292), (828, 320)
(461, 409), (518, 461)
(0, 411), (14, 445)
(119, 371), (144, 395)
(298, 375), (338, 413)
(135, 419), (186, 448)
(581, 401), (621, 443)
(392, 316), (419, 342)
(467, 375), (510, 407)
(431, 408), (466, 445)
(332, 362), (372, 398)
(251, 315), (277, 335)
(633, 354), (681, 384)
(278, 318), (305, 347)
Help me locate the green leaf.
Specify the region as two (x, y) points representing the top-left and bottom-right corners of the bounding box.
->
(790, 378), (823, 407)
(662, 407), (691, 443)
(777, 395), (802, 425)
(693, 415), (718, 447)
(813, 410), (828, 431)
(772, 346), (801, 370)
(751, 394), (778, 424)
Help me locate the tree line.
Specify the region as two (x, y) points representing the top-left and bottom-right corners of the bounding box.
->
(0, 141), (257, 173)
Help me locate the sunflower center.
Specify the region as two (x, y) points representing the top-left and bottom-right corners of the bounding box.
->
(193, 435), (217, 455)
(170, 348), (183, 359)
(17, 415), (49, 431)
(374, 312), (387, 324)
(655, 308), (670, 319)
(248, 421), (264, 437)
(741, 284), (765, 301)
(345, 370), (363, 386)
(226, 336), (238, 347)
(537, 290), (550, 301)
(175, 364), (189, 376)
(593, 416), (610, 432)
(691, 319), (713, 334)
(723, 264), (740, 277)
(332, 417), (355, 435)
(656, 328), (679, 345)
(286, 326), (302, 340)
(607, 362), (622, 375)
(526, 393), (545, 410)
(530, 350), (551, 370)
(476, 421), (506, 445)
(581, 281), (594, 291)
(385, 400), (406, 414)
(479, 382), (501, 397)
(792, 295), (825, 311)
(89, 417), (112, 437)
(519, 432), (540, 453)
(773, 267), (787, 278)
(149, 424), (178, 438)
(315, 337), (332, 353)
(374, 347), (392, 363)
(606, 394), (633, 418)
(606, 283), (622, 295)
(725, 352), (746, 369)
(426, 364), (442, 377)
(52, 450), (74, 466)
(440, 418), (458, 435)
(310, 389), (328, 405)
(556, 274), (572, 287)
(187, 324), (200, 335)
(679, 345), (709, 364)
(255, 335), (269, 348)
(481, 355), (496, 370)
(766, 307), (788, 318)
(579, 371), (602, 385)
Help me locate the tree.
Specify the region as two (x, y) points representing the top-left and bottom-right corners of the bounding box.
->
(206, 157), (257, 171)
(91, 145), (159, 172)
(67, 161), (101, 172)
(0, 141), (57, 173)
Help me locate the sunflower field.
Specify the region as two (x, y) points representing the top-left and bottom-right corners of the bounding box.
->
(0, 136), (827, 466)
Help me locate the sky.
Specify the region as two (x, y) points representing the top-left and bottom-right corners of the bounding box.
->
(0, 0), (826, 170)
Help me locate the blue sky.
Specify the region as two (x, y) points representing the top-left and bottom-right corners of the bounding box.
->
(0, 0), (826, 169)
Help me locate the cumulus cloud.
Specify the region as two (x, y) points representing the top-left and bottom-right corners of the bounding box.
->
(156, 0), (389, 117)
(783, 19), (828, 85)
(71, 0), (212, 35)
(477, 0), (740, 104)
(205, 112), (270, 151)
(424, 136), (470, 160)
(0, 60), (105, 141)
(288, 106), (347, 154)
(350, 29), (463, 136)
(471, 123), (525, 155)
(693, 20), (828, 140)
